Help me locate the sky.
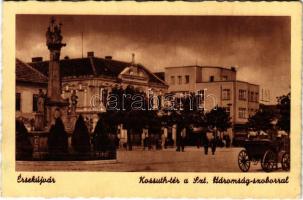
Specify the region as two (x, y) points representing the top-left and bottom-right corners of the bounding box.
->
(16, 15), (290, 104)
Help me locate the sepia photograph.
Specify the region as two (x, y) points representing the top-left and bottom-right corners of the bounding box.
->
(15, 14), (291, 173)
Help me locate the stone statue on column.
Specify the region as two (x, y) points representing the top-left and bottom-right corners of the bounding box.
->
(35, 89), (46, 131)
(70, 90), (78, 114)
(37, 89), (45, 113)
(46, 17), (66, 53)
(45, 16), (69, 129)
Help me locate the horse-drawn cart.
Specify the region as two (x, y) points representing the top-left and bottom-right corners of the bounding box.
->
(238, 138), (290, 172)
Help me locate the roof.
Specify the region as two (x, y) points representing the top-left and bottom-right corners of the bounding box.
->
(153, 72), (165, 81)
(92, 57), (128, 77)
(27, 57), (167, 86)
(16, 58), (48, 84)
(196, 80), (259, 86)
(165, 65), (237, 71)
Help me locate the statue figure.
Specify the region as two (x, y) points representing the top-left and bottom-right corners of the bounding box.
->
(46, 27), (53, 47)
(70, 90), (78, 114)
(53, 25), (63, 44)
(37, 89), (45, 113)
(45, 17), (66, 50)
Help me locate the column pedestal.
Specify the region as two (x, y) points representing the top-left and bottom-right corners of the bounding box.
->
(34, 112), (45, 131)
(65, 114), (77, 133)
(45, 99), (69, 130)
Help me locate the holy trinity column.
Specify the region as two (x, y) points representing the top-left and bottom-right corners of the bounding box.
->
(45, 17), (69, 127)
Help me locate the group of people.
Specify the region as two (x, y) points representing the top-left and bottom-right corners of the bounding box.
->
(140, 126), (229, 155)
(142, 133), (168, 150)
(176, 127), (227, 155)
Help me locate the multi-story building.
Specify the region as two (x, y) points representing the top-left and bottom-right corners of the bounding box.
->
(16, 55), (259, 146)
(19, 52), (167, 115)
(164, 65), (260, 130)
(16, 53), (168, 144)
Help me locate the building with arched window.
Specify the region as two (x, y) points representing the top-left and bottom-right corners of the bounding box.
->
(16, 52), (167, 126)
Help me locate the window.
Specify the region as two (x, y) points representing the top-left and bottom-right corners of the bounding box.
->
(249, 92), (255, 101)
(33, 94), (38, 112)
(16, 93), (21, 111)
(185, 75), (190, 84)
(170, 76), (175, 85)
(239, 89), (246, 100)
(178, 76), (182, 85)
(255, 92), (259, 102)
(238, 108), (246, 119)
(197, 90), (205, 100)
(209, 76), (214, 82)
(222, 89), (231, 100)
(249, 108), (255, 117)
(101, 89), (108, 107)
(196, 90), (205, 107)
(224, 107), (231, 117)
(222, 76), (228, 81)
(158, 96), (162, 109)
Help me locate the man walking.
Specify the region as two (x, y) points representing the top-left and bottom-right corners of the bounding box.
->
(205, 127), (214, 155)
(202, 128), (209, 155)
(180, 128), (186, 152)
(210, 127), (218, 155)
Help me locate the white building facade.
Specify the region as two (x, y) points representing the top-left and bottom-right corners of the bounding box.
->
(165, 65), (260, 128)
(16, 53), (169, 146)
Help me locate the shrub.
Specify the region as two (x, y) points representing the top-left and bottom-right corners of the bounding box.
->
(92, 114), (110, 152)
(48, 117), (68, 155)
(16, 119), (33, 160)
(72, 115), (91, 153)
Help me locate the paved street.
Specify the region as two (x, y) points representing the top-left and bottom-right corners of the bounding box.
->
(16, 147), (279, 172)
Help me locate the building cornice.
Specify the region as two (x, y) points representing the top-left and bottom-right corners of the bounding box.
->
(196, 80), (259, 87)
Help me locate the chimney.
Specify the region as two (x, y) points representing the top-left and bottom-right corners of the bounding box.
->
(87, 51), (94, 57)
(230, 66), (236, 72)
(32, 57), (43, 62)
(64, 56), (70, 60)
(131, 53), (135, 64)
(105, 56), (112, 60)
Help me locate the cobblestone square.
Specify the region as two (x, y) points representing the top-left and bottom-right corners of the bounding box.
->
(16, 147), (284, 172)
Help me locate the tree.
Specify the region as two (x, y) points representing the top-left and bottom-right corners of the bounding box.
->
(16, 119), (33, 160)
(247, 109), (274, 134)
(205, 106), (231, 132)
(107, 85), (150, 150)
(92, 113), (110, 152)
(48, 117), (68, 158)
(276, 92), (290, 134)
(72, 115), (91, 153)
(161, 93), (204, 150)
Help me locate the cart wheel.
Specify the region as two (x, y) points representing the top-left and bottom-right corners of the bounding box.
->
(281, 152), (290, 171)
(261, 150), (277, 172)
(238, 150), (250, 172)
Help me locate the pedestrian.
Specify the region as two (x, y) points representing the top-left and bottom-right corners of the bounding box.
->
(176, 128), (181, 152)
(147, 135), (152, 150)
(161, 133), (166, 149)
(143, 136), (147, 150)
(210, 127), (218, 155)
(201, 128), (208, 155)
(196, 131), (201, 149)
(205, 128), (214, 155)
(180, 128), (186, 152)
